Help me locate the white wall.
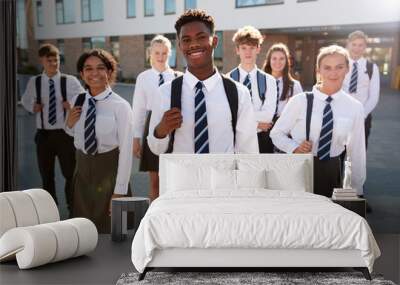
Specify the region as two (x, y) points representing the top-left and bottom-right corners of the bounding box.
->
(35, 0), (400, 39)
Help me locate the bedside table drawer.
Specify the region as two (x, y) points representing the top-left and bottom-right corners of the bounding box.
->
(332, 199), (366, 218)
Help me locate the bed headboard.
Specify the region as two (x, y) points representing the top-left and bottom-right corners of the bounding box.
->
(159, 154), (314, 195)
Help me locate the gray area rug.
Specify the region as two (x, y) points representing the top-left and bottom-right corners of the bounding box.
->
(117, 271), (396, 285)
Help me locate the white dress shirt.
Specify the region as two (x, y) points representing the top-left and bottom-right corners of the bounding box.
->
(65, 87), (134, 195)
(270, 86), (366, 194)
(147, 69), (259, 154)
(276, 77), (303, 117)
(228, 66), (277, 131)
(132, 68), (177, 138)
(21, 72), (84, 130)
(342, 57), (380, 118)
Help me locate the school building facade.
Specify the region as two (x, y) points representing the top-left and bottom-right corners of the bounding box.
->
(17, 0), (400, 88)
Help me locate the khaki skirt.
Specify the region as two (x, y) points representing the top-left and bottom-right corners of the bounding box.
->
(72, 148), (131, 233)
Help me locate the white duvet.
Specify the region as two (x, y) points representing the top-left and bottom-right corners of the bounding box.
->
(131, 190), (380, 273)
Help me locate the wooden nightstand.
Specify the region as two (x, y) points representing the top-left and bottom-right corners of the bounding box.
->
(332, 198), (366, 218)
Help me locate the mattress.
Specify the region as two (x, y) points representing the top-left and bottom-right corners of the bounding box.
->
(131, 190), (380, 273)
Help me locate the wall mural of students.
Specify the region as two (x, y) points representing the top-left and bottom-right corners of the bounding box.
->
(270, 45), (366, 198)
(263, 43), (303, 120)
(21, 44), (84, 216)
(65, 49), (134, 233)
(147, 9), (259, 155)
(227, 26), (277, 153)
(132, 35), (180, 202)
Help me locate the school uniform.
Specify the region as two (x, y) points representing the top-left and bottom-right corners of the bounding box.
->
(132, 68), (176, 172)
(275, 77), (303, 117)
(21, 71), (84, 211)
(342, 57), (380, 148)
(147, 69), (259, 154)
(65, 87), (134, 233)
(228, 66), (277, 153)
(270, 86), (366, 197)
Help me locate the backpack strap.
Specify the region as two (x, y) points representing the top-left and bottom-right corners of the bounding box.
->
(256, 70), (266, 106)
(60, 75), (67, 119)
(229, 67), (240, 82)
(366, 60), (374, 80)
(166, 75), (183, 153)
(305, 92), (314, 141)
(35, 75), (44, 129)
(221, 75), (238, 148)
(166, 74), (239, 153)
(289, 80), (294, 98)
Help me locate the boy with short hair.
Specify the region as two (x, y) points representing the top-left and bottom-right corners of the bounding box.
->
(343, 30), (380, 149)
(21, 43), (84, 214)
(228, 26), (277, 153)
(147, 9), (258, 154)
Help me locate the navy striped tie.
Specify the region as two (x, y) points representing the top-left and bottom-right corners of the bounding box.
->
(48, 78), (57, 125)
(194, 81), (209, 154)
(275, 79), (280, 115)
(317, 97), (334, 160)
(84, 97), (97, 155)
(159, 73), (164, 86)
(243, 74), (252, 97)
(349, 62), (358, 93)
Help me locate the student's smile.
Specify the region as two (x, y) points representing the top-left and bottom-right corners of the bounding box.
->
(186, 48), (206, 59)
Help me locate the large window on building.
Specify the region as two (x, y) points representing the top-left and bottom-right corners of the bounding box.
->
(56, 0), (75, 24)
(82, 37), (106, 51)
(185, 0), (197, 10)
(236, 0), (283, 8)
(110, 36), (120, 61)
(214, 31), (223, 70)
(165, 34), (177, 68)
(144, 0), (154, 16)
(127, 0), (136, 17)
(57, 39), (65, 65)
(82, 0), (104, 22)
(165, 0), (176, 14)
(36, 0), (43, 27)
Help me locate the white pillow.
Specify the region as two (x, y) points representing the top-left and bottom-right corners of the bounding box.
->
(167, 163), (211, 191)
(236, 169), (267, 189)
(266, 162), (307, 191)
(211, 168), (236, 190)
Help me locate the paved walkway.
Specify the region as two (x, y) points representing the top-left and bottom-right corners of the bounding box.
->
(16, 81), (400, 233)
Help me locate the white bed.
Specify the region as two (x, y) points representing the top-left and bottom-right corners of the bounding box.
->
(131, 154), (380, 280)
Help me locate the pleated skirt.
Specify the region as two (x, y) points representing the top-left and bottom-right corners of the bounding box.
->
(72, 148), (131, 233)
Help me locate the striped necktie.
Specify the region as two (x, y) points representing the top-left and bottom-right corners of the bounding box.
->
(84, 97), (97, 155)
(349, 62), (358, 93)
(317, 96), (334, 160)
(243, 74), (252, 97)
(194, 81), (209, 154)
(158, 73), (164, 86)
(274, 79), (280, 117)
(276, 79), (280, 99)
(48, 78), (57, 125)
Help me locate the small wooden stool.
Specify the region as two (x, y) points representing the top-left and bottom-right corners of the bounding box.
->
(111, 197), (150, 242)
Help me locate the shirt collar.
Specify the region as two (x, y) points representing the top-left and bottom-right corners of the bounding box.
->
(88, 86), (112, 100)
(184, 69), (220, 93)
(312, 85), (343, 102)
(151, 67), (171, 76)
(349, 57), (365, 66)
(238, 65), (258, 79)
(42, 71), (61, 81)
